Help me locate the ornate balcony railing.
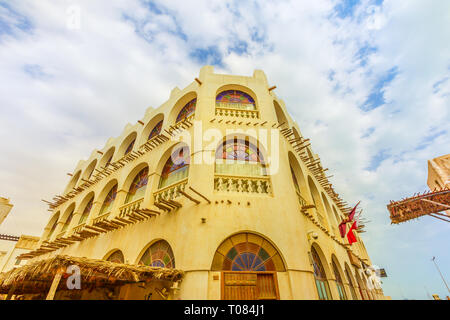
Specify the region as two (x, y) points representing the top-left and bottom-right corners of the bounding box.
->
(73, 223), (86, 233)
(214, 174), (271, 194)
(92, 212), (110, 225)
(154, 178), (188, 202)
(55, 231), (66, 239)
(119, 198), (144, 218)
(215, 106), (259, 119)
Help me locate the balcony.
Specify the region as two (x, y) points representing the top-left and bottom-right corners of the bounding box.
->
(154, 178), (188, 202)
(72, 223), (86, 233)
(55, 231), (66, 239)
(214, 174), (271, 194)
(215, 106), (259, 119)
(92, 212), (111, 225)
(119, 198), (144, 217)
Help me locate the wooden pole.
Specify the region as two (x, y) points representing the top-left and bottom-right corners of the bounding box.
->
(189, 186), (211, 204)
(46, 269), (63, 300)
(179, 190), (200, 204)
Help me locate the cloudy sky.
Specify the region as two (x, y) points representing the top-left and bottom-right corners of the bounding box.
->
(0, 0), (449, 299)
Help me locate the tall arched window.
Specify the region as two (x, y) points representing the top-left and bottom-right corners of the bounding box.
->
(176, 99), (196, 123)
(46, 215), (59, 240)
(332, 260), (347, 300)
(311, 247), (332, 300)
(345, 267), (358, 300)
(78, 197), (93, 224)
(124, 139), (135, 156)
(290, 166), (301, 195)
(125, 167), (149, 203)
(148, 120), (163, 140)
(216, 90), (256, 110)
(99, 184), (117, 215)
(215, 139), (266, 177)
(139, 240), (175, 268)
(61, 208), (74, 234)
(106, 250), (125, 264)
(159, 147), (190, 188)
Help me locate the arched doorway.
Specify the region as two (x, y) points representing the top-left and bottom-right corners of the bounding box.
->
(211, 232), (285, 300)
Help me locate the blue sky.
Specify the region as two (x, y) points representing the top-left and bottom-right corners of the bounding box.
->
(0, 0), (449, 299)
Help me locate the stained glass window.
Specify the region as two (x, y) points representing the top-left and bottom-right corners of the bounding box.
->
(125, 167), (149, 204)
(78, 197), (93, 224)
(215, 139), (266, 176)
(211, 233), (285, 272)
(139, 240), (175, 268)
(47, 217), (59, 239)
(345, 268), (358, 300)
(61, 209), (74, 233)
(291, 166), (301, 194)
(332, 261), (347, 300)
(99, 184), (117, 215)
(311, 247), (332, 300)
(159, 147), (190, 188)
(124, 139), (135, 156)
(106, 250), (125, 264)
(176, 99), (196, 123)
(216, 90), (256, 110)
(148, 120), (163, 140)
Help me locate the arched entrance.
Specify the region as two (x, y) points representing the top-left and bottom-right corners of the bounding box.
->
(211, 232), (285, 300)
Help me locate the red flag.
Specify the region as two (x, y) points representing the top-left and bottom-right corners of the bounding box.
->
(347, 201), (360, 221)
(347, 221), (357, 245)
(338, 202), (360, 238)
(338, 221), (347, 238)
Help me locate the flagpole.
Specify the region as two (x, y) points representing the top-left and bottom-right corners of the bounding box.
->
(431, 257), (450, 294)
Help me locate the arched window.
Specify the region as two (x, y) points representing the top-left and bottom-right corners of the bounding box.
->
(332, 260), (347, 300)
(148, 120), (163, 140)
(215, 139), (266, 176)
(125, 167), (149, 204)
(99, 184), (117, 215)
(124, 139), (135, 155)
(46, 216), (59, 240)
(211, 233), (285, 272)
(216, 90), (256, 110)
(345, 267), (358, 300)
(84, 160), (97, 181)
(290, 166), (301, 195)
(78, 197), (93, 224)
(159, 147), (190, 188)
(106, 250), (125, 263)
(311, 247), (332, 300)
(61, 209), (74, 233)
(139, 240), (175, 268)
(176, 99), (196, 123)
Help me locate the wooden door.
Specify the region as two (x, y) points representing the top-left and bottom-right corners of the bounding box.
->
(222, 272), (279, 300)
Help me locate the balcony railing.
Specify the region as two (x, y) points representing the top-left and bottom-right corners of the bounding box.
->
(55, 231), (66, 239)
(214, 174), (271, 194)
(92, 212), (110, 225)
(215, 106), (259, 119)
(154, 178), (188, 202)
(119, 198), (144, 218)
(73, 223), (86, 233)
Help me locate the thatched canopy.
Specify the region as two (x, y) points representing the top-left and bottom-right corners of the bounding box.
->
(0, 255), (184, 295)
(387, 188), (450, 224)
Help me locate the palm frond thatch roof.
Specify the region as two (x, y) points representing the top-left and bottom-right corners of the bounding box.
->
(0, 255), (184, 294)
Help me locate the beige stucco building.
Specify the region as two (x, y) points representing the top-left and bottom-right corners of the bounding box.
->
(0, 197), (13, 226)
(427, 154), (450, 191)
(17, 67), (386, 300)
(0, 235), (39, 273)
